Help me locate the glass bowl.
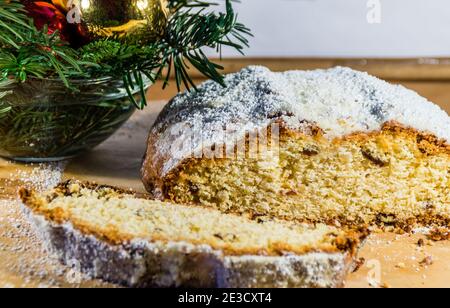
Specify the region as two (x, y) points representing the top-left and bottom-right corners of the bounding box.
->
(0, 76), (151, 162)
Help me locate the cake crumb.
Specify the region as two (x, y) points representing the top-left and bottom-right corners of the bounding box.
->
(419, 256), (434, 267)
(427, 228), (450, 242)
(352, 257), (366, 273)
(417, 239), (425, 247)
(395, 262), (406, 269)
(7, 162), (67, 195)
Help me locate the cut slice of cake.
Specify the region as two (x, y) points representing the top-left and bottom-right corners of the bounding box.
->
(19, 181), (365, 288)
(142, 66), (450, 230)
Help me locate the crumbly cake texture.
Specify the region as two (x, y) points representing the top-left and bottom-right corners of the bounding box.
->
(142, 66), (450, 229)
(19, 181), (364, 288)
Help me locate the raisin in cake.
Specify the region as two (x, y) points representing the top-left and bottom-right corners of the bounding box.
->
(19, 181), (364, 288)
(142, 66), (450, 229)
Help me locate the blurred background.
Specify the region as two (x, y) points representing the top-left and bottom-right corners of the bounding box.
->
(216, 0), (450, 58)
(156, 0), (450, 114)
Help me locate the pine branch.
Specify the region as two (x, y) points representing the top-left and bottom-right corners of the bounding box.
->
(0, 0), (33, 48)
(80, 0), (251, 108)
(0, 0), (251, 108)
(0, 1), (95, 86)
(160, 0), (251, 91)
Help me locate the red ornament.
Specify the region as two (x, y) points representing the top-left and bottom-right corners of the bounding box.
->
(21, 0), (90, 48)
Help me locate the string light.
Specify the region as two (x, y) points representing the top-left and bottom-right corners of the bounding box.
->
(81, 0), (90, 10)
(137, 0), (148, 11)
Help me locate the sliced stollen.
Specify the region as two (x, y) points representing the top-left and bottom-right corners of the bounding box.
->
(19, 181), (365, 288)
(142, 66), (450, 230)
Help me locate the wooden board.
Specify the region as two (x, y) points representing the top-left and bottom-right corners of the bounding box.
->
(0, 82), (449, 288)
(201, 58), (450, 81)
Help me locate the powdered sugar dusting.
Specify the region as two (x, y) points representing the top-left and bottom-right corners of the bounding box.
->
(282, 67), (450, 140)
(0, 160), (111, 287)
(26, 209), (348, 288)
(0, 198), (103, 288)
(14, 162), (66, 193)
(150, 66), (450, 177)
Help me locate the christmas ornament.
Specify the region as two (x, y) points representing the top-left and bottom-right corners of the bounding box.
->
(78, 0), (169, 42)
(1, 0), (250, 161)
(21, 0), (90, 48)
(21, 0), (64, 31)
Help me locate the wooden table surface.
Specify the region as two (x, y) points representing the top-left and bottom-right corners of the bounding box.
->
(0, 80), (449, 288)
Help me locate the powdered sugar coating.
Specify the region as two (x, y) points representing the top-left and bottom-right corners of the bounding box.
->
(25, 207), (349, 288)
(148, 66), (450, 178)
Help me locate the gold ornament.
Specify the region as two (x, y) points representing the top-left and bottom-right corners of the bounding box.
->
(77, 0), (169, 41)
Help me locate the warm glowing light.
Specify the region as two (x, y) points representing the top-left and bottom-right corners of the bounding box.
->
(81, 0), (90, 10)
(137, 0), (148, 10)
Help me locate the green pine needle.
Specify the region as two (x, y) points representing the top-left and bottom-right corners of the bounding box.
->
(0, 0), (252, 105)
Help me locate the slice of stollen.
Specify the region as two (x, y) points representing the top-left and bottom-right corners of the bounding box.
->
(19, 180), (366, 288)
(142, 66), (450, 230)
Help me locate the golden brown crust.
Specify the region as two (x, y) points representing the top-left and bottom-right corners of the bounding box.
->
(161, 120), (450, 193)
(143, 120), (450, 201)
(141, 129), (167, 196)
(339, 121), (450, 155)
(19, 181), (365, 257)
(20, 185), (132, 245)
(147, 120), (450, 231)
